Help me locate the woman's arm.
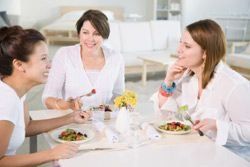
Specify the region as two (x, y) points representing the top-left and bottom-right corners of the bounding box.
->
(44, 97), (81, 111)
(25, 106), (89, 137)
(0, 121), (14, 158)
(0, 135), (79, 167)
(220, 82), (250, 146)
(0, 121), (57, 167)
(42, 48), (66, 108)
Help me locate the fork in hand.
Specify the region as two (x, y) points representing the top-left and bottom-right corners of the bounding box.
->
(182, 111), (204, 136)
(78, 89), (96, 98)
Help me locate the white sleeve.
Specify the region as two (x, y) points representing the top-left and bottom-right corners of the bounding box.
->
(112, 53), (125, 98)
(42, 48), (66, 103)
(216, 82), (250, 146)
(0, 95), (19, 125)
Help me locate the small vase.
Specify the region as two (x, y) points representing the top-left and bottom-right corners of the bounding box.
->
(115, 107), (129, 135)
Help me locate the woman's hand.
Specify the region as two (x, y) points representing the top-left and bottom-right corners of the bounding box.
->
(56, 97), (83, 111)
(49, 142), (79, 160)
(66, 97), (83, 111)
(70, 110), (90, 124)
(164, 61), (186, 85)
(193, 119), (217, 132)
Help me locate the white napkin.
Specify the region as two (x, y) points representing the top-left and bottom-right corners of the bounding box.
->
(104, 127), (120, 143)
(93, 120), (105, 132)
(141, 122), (161, 140)
(93, 120), (120, 143)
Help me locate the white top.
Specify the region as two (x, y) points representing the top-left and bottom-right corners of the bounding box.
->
(151, 62), (250, 161)
(42, 44), (125, 108)
(85, 70), (100, 85)
(0, 80), (25, 155)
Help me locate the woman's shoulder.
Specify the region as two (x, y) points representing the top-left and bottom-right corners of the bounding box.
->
(0, 81), (19, 107)
(102, 44), (122, 59)
(215, 63), (249, 87)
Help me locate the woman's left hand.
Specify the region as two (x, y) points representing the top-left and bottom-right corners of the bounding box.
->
(70, 110), (90, 123)
(193, 118), (217, 132)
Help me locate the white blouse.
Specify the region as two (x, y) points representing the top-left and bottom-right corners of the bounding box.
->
(151, 62), (250, 160)
(0, 80), (25, 155)
(42, 44), (125, 108)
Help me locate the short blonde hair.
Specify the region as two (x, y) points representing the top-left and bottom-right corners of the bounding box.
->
(186, 19), (226, 88)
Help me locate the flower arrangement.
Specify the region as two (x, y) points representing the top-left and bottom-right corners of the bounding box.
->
(114, 90), (137, 110)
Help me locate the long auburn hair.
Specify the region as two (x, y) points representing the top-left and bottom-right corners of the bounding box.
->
(186, 19), (226, 89)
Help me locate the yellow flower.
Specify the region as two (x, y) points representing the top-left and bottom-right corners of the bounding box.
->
(114, 90), (137, 109)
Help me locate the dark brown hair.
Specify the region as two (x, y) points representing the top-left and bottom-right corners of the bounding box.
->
(76, 9), (110, 39)
(0, 26), (46, 76)
(186, 19), (226, 89)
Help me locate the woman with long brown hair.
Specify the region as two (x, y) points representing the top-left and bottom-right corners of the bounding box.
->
(152, 19), (250, 161)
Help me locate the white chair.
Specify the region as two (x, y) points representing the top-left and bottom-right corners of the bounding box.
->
(227, 42), (250, 79)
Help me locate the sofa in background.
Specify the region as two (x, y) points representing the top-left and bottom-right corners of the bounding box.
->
(227, 42), (250, 79)
(106, 20), (181, 74)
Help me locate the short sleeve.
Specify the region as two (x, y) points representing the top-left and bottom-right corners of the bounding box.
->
(42, 47), (67, 103)
(0, 94), (19, 125)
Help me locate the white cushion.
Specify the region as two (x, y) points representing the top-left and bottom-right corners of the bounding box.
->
(150, 20), (181, 51)
(105, 22), (121, 51)
(119, 22), (153, 52)
(227, 53), (250, 69)
(60, 10), (115, 22)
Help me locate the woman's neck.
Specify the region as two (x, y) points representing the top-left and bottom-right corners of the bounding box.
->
(191, 65), (204, 99)
(2, 76), (31, 98)
(81, 47), (103, 59)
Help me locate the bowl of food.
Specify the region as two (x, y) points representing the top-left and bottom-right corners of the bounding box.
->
(50, 128), (95, 143)
(155, 121), (191, 135)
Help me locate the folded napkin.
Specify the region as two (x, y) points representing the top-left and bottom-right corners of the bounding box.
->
(104, 127), (120, 143)
(141, 122), (161, 140)
(93, 120), (120, 143)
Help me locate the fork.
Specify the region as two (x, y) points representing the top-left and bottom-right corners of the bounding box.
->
(78, 89), (96, 98)
(182, 111), (204, 136)
(67, 89), (96, 102)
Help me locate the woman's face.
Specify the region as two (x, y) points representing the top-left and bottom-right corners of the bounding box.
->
(79, 20), (104, 53)
(177, 31), (206, 69)
(23, 41), (50, 85)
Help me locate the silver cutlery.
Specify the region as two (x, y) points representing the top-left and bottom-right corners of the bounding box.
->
(179, 105), (204, 136)
(78, 89), (96, 98)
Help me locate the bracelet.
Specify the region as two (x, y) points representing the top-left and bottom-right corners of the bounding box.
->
(159, 87), (173, 97)
(55, 99), (61, 110)
(161, 82), (176, 94)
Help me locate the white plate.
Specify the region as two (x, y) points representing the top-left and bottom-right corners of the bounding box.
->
(154, 121), (191, 135)
(49, 127), (95, 144)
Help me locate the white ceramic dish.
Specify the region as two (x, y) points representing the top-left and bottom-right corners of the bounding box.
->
(49, 127), (95, 144)
(154, 121), (191, 135)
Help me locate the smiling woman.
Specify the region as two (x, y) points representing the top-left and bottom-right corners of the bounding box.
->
(0, 26), (90, 166)
(151, 19), (250, 161)
(42, 9), (125, 111)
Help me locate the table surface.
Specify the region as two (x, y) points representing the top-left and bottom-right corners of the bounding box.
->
(29, 110), (250, 167)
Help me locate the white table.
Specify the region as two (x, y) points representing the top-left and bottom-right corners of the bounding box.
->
(137, 55), (177, 86)
(29, 110), (250, 167)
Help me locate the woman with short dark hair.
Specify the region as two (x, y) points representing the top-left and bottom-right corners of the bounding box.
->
(0, 26), (89, 166)
(43, 9), (125, 110)
(152, 19), (250, 161)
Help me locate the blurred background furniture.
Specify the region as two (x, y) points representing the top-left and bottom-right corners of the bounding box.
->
(0, 11), (11, 27)
(227, 41), (250, 79)
(105, 20), (181, 74)
(215, 16), (250, 42)
(41, 6), (124, 44)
